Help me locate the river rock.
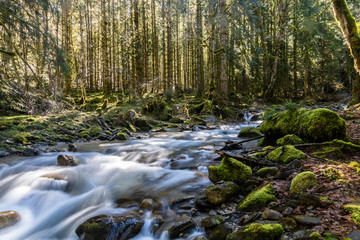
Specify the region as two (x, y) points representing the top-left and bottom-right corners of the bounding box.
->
(282, 207), (294, 216)
(299, 194), (321, 207)
(68, 144), (78, 152)
(293, 230), (318, 240)
(291, 215), (321, 225)
(346, 230), (360, 240)
(168, 216), (196, 239)
(278, 217), (297, 232)
(0, 150), (9, 157)
(23, 148), (40, 156)
(262, 209), (283, 220)
(206, 182), (240, 205)
(201, 215), (224, 229)
(238, 127), (262, 138)
(208, 157), (252, 184)
(226, 223), (284, 240)
(189, 236), (208, 240)
(208, 223), (232, 240)
(57, 155), (80, 166)
(0, 210), (20, 229)
(189, 117), (206, 128)
(76, 214), (144, 240)
(140, 198), (161, 211)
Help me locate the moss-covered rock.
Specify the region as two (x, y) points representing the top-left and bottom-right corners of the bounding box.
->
(259, 108), (347, 143)
(276, 134), (304, 146)
(206, 182), (241, 205)
(159, 106), (172, 121)
(254, 151), (267, 158)
(238, 183), (276, 211)
(13, 132), (31, 144)
(116, 132), (128, 140)
(226, 223), (284, 240)
(257, 167), (278, 178)
(349, 161), (360, 168)
(289, 171), (318, 196)
(189, 116), (207, 127)
(208, 157), (252, 184)
(268, 145), (306, 164)
(312, 147), (343, 159)
(134, 117), (152, 130)
(89, 126), (102, 137)
(169, 116), (184, 123)
(238, 127), (262, 138)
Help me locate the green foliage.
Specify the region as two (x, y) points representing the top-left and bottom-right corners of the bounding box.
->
(263, 105), (283, 120)
(284, 102), (298, 111)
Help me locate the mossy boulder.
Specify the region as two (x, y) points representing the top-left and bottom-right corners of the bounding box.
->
(254, 151), (267, 158)
(226, 223), (284, 240)
(238, 127), (262, 138)
(134, 117), (152, 131)
(289, 171), (318, 196)
(169, 116), (184, 124)
(116, 132), (128, 140)
(257, 167), (278, 178)
(259, 108), (347, 143)
(276, 134), (304, 146)
(238, 183), (276, 211)
(160, 106), (172, 121)
(206, 182), (241, 205)
(189, 116), (207, 128)
(208, 157), (252, 184)
(268, 145), (306, 164)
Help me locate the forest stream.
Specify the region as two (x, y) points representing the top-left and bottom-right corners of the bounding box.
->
(0, 122), (259, 240)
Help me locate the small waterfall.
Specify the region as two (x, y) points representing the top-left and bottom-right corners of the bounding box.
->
(244, 111), (254, 124)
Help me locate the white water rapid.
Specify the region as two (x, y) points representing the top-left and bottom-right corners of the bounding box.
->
(0, 123), (259, 240)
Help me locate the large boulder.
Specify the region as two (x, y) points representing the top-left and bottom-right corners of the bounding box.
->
(238, 127), (262, 138)
(238, 183), (276, 211)
(76, 214), (144, 240)
(208, 157), (252, 184)
(259, 108), (347, 143)
(0, 210), (20, 229)
(206, 182), (241, 205)
(189, 116), (207, 128)
(226, 223), (284, 240)
(289, 171), (318, 196)
(268, 145), (306, 164)
(57, 155), (80, 166)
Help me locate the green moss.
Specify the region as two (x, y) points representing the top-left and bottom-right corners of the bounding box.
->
(312, 147), (343, 159)
(209, 157), (252, 184)
(116, 132), (128, 140)
(238, 183), (276, 211)
(259, 108), (347, 143)
(349, 161), (360, 168)
(257, 167), (278, 178)
(160, 106), (172, 121)
(78, 130), (90, 139)
(268, 145), (306, 164)
(229, 223), (284, 240)
(13, 132), (31, 144)
(238, 127), (262, 138)
(343, 201), (360, 225)
(309, 232), (321, 240)
(323, 167), (343, 181)
(289, 171), (318, 196)
(276, 134), (304, 146)
(89, 126), (102, 137)
(254, 151), (267, 158)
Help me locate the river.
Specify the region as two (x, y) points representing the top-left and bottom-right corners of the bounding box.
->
(0, 123), (259, 240)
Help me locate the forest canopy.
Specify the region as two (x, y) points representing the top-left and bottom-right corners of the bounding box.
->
(1, 0), (360, 114)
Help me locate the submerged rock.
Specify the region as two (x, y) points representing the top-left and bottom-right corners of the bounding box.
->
(76, 214), (144, 240)
(238, 183), (276, 211)
(238, 127), (262, 138)
(57, 155), (80, 166)
(208, 157), (252, 184)
(226, 223), (284, 240)
(268, 145), (306, 164)
(259, 108), (347, 143)
(206, 182), (240, 205)
(0, 210), (20, 229)
(289, 171), (318, 196)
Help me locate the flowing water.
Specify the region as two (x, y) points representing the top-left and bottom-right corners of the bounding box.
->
(0, 123), (259, 240)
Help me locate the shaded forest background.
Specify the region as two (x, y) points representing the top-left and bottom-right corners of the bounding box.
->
(1, 0), (359, 114)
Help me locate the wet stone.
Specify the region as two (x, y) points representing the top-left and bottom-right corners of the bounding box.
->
(0, 150), (9, 157)
(0, 210), (21, 229)
(23, 148), (40, 156)
(201, 215), (224, 229)
(208, 223), (232, 240)
(262, 209), (283, 220)
(57, 155), (80, 166)
(68, 144), (78, 152)
(346, 230), (360, 240)
(291, 215), (321, 225)
(293, 230), (317, 240)
(168, 216), (196, 239)
(282, 207), (294, 216)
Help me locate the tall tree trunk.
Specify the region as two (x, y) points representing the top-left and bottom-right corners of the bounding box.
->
(219, 0), (228, 100)
(195, 0), (204, 97)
